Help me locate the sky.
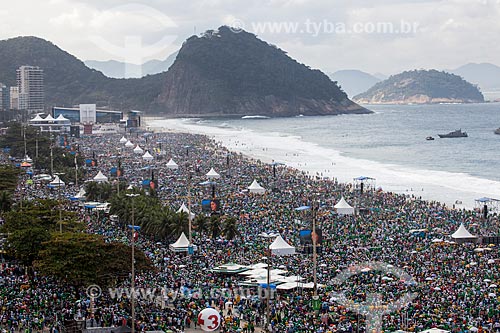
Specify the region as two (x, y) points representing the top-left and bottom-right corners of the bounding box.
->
(1, 0), (499, 75)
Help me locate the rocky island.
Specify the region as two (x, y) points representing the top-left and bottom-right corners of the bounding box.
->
(353, 69), (484, 104)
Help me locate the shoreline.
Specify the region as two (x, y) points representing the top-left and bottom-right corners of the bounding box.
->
(143, 116), (498, 210)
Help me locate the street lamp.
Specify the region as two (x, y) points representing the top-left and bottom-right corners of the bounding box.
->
(54, 172), (65, 233)
(258, 232), (279, 332)
(126, 193), (140, 333)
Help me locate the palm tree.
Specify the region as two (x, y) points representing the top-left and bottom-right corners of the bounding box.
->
(169, 212), (189, 238)
(194, 214), (209, 236)
(222, 216), (240, 241)
(208, 215), (222, 239)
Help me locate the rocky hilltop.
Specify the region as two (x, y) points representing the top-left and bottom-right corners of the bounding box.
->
(353, 69), (484, 104)
(0, 28), (368, 117)
(152, 26), (369, 117)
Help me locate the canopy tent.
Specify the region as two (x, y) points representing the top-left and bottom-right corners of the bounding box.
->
(70, 188), (86, 201)
(248, 179), (266, 194)
(206, 167), (221, 179)
(93, 171), (108, 182)
(475, 197), (500, 214)
(177, 203), (195, 219)
(44, 114), (55, 121)
(125, 140), (134, 148)
(142, 151), (154, 161)
(451, 223), (477, 243)
(420, 329), (450, 333)
(29, 114), (44, 122)
(170, 232), (197, 252)
(166, 158), (179, 170)
(353, 176), (376, 193)
(49, 175), (65, 187)
(55, 114), (69, 122)
(334, 197), (354, 215)
(119, 136), (128, 144)
(269, 235), (295, 256)
(133, 145), (144, 154)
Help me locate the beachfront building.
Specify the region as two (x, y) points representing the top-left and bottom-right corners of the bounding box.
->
(16, 65), (44, 112)
(52, 106), (123, 124)
(9, 87), (19, 110)
(29, 113), (71, 133)
(0, 83), (8, 110)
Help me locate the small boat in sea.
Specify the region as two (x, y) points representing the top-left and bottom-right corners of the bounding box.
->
(495, 128), (500, 135)
(438, 129), (468, 138)
(426, 136), (435, 141)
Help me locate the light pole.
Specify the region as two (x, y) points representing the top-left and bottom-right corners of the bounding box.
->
(54, 173), (65, 233)
(187, 167), (193, 248)
(126, 193), (140, 333)
(258, 232), (278, 332)
(311, 200), (318, 296)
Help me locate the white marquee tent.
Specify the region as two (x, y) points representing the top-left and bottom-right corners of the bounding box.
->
(49, 175), (65, 187)
(170, 232), (197, 252)
(125, 140), (134, 148)
(177, 203), (195, 219)
(93, 171), (108, 182)
(269, 235), (296, 256)
(119, 136), (128, 144)
(133, 145), (144, 154)
(248, 179), (266, 194)
(206, 168), (221, 179)
(334, 197), (354, 215)
(451, 223), (477, 243)
(167, 158), (179, 170)
(142, 151), (154, 161)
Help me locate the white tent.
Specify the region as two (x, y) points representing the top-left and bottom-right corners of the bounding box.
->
(451, 223), (477, 242)
(177, 203), (195, 219)
(206, 167), (221, 179)
(73, 188), (86, 200)
(142, 151), (154, 161)
(50, 175), (65, 187)
(30, 114), (44, 122)
(125, 140), (134, 148)
(119, 136), (128, 144)
(248, 179), (266, 194)
(55, 114), (69, 122)
(44, 114), (55, 121)
(269, 235), (296, 256)
(169, 232), (197, 252)
(420, 328), (450, 333)
(334, 197), (354, 215)
(93, 171), (108, 182)
(166, 158), (179, 170)
(133, 145), (144, 154)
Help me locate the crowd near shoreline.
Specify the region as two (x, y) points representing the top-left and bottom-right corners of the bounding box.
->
(1, 129), (500, 333)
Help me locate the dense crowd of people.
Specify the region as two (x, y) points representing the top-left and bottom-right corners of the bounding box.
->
(1, 129), (499, 333)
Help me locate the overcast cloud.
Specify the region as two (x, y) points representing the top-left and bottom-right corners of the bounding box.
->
(1, 0), (499, 75)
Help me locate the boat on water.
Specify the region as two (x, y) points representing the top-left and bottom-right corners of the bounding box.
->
(426, 136), (435, 141)
(438, 129), (468, 138)
(495, 128), (500, 135)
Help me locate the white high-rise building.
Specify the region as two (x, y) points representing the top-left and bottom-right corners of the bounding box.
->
(10, 87), (19, 110)
(0, 83), (7, 110)
(16, 65), (44, 112)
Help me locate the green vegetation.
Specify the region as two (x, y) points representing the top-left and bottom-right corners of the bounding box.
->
(354, 69), (484, 103)
(0, 36), (162, 111)
(109, 192), (240, 241)
(0, 122), (85, 183)
(35, 232), (152, 287)
(1, 199), (153, 285)
(0, 29), (364, 116)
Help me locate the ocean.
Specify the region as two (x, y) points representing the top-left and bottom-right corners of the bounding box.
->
(147, 102), (500, 209)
